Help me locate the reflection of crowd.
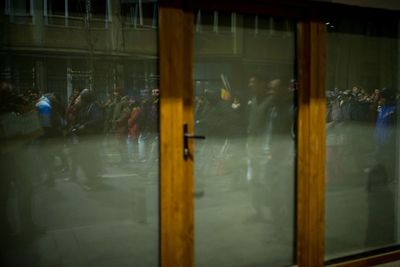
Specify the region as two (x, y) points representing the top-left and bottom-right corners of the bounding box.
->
(194, 75), (296, 240)
(50, 86), (160, 187)
(326, 85), (398, 249)
(3, 76), (397, 249)
(194, 85), (248, 196)
(326, 85), (398, 186)
(327, 86), (387, 125)
(0, 81), (160, 245)
(102, 87), (159, 166)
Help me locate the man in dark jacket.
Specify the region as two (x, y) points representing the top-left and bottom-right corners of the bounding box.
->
(0, 81), (44, 251)
(71, 88), (104, 189)
(246, 75), (295, 237)
(366, 87), (398, 248)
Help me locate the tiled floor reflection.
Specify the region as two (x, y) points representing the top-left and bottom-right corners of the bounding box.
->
(195, 152), (295, 267)
(4, 221), (158, 266)
(3, 140), (159, 267)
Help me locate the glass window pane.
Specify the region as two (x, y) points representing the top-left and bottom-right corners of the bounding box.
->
(68, 0), (85, 18)
(13, 0), (30, 14)
(0, 1), (159, 266)
(194, 11), (297, 267)
(91, 0), (106, 20)
(48, 0), (65, 16)
(325, 17), (400, 259)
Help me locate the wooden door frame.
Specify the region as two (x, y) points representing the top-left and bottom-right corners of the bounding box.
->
(158, 1), (400, 267)
(159, 2), (194, 267)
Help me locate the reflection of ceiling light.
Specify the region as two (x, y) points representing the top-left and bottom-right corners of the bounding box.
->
(326, 22), (330, 25)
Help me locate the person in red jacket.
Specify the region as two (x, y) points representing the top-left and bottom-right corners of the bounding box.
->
(114, 97), (131, 165)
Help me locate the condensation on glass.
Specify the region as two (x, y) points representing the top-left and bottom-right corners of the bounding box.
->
(0, 0), (159, 266)
(325, 18), (400, 259)
(194, 11), (297, 266)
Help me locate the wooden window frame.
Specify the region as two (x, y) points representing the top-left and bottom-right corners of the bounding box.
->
(158, 1), (400, 267)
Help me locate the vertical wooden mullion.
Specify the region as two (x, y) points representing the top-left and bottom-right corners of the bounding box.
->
(297, 19), (326, 267)
(159, 2), (194, 267)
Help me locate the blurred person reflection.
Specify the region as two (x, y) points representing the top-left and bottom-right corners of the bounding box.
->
(370, 89), (381, 122)
(65, 88), (81, 128)
(136, 89), (160, 165)
(326, 91), (346, 186)
(246, 75), (294, 236)
(111, 88), (130, 165)
(0, 81), (44, 251)
(366, 87), (398, 248)
(226, 96), (248, 189)
(146, 89), (160, 167)
(246, 74), (273, 222)
(70, 88), (105, 190)
(35, 92), (66, 186)
(127, 100), (142, 162)
(65, 91), (82, 182)
(194, 88), (225, 197)
(115, 99), (131, 166)
(103, 91), (116, 143)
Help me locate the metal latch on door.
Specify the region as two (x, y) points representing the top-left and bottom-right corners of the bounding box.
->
(183, 123), (205, 160)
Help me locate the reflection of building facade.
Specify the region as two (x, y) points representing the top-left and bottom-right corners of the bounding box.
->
(1, 0), (298, 104)
(1, 0), (159, 104)
(194, 12), (295, 98)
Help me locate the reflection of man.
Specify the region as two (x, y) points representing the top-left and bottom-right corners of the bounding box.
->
(36, 93), (65, 186)
(366, 87), (397, 248)
(247, 75), (275, 220)
(0, 81), (44, 245)
(137, 89), (159, 163)
(71, 89), (104, 190)
(112, 88), (130, 165)
(146, 89), (160, 166)
(246, 75), (294, 232)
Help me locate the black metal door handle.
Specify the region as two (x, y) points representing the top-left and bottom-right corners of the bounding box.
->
(183, 123), (205, 159)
